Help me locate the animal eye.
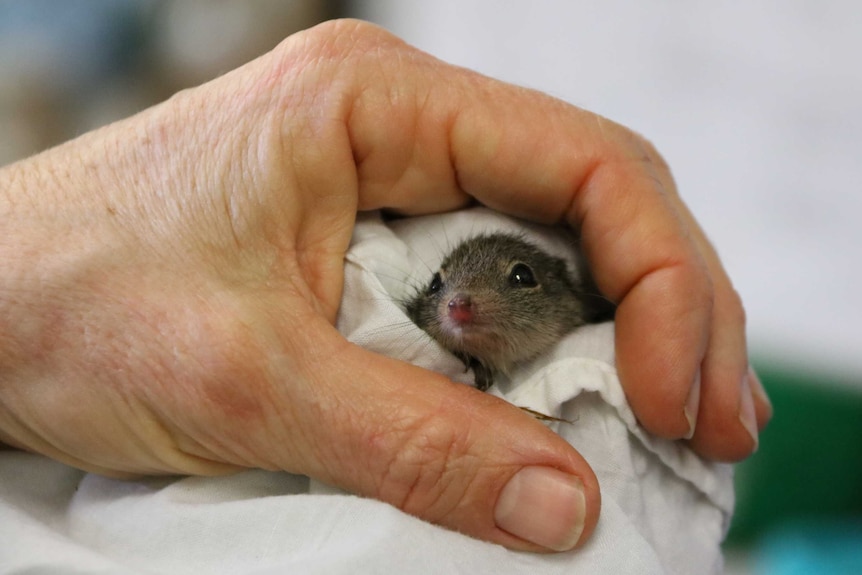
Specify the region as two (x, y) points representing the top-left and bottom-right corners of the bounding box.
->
(427, 272), (443, 294)
(509, 263), (537, 287)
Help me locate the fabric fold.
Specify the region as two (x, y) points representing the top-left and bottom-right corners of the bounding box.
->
(0, 207), (733, 575)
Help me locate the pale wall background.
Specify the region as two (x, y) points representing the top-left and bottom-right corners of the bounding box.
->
(355, 1), (862, 386)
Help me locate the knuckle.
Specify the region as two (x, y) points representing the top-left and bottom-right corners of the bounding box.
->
(673, 256), (714, 318)
(280, 18), (406, 65)
(375, 414), (480, 521)
(692, 267), (716, 310)
(720, 285), (747, 328)
(636, 135), (672, 174)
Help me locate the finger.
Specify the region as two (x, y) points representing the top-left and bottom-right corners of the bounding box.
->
(748, 366), (774, 431)
(637, 140), (772, 458)
(331, 35), (706, 440)
(311, 22), (760, 452)
(259, 314), (601, 553)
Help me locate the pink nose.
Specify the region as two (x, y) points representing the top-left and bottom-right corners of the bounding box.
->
(447, 294), (474, 324)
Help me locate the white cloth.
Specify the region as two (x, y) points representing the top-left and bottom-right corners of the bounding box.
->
(0, 208), (733, 574)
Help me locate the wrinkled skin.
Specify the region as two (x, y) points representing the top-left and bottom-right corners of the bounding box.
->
(0, 20), (770, 552)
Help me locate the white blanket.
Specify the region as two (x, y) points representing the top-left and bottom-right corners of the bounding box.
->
(0, 208), (733, 574)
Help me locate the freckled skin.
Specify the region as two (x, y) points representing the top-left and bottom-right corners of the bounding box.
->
(405, 233), (596, 391)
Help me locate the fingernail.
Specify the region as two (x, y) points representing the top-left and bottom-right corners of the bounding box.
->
(747, 366), (773, 423)
(683, 370), (702, 440)
(494, 466), (586, 552)
(739, 373), (759, 451)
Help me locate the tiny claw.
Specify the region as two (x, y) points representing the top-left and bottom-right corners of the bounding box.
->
(518, 406), (576, 424)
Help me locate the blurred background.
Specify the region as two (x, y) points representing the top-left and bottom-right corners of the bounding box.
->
(2, 1), (860, 573)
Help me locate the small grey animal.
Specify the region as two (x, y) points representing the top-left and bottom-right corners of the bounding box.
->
(405, 232), (613, 391)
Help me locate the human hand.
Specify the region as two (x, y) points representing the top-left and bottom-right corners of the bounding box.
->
(0, 20), (770, 552)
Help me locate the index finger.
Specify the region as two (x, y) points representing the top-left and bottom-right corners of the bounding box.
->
(333, 23), (713, 440)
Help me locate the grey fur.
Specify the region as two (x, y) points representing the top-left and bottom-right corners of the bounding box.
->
(405, 232), (603, 391)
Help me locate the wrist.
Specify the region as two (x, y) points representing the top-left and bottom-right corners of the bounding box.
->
(0, 160), (42, 374)
(0, 151), (104, 452)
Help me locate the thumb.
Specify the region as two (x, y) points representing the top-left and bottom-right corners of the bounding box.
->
(277, 326), (600, 553)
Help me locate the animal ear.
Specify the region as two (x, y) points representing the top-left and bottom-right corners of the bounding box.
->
(546, 257), (579, 294)
(567, 249), (617, 323)
(578, 268), (617, 323)
(549, 258), (571, 282)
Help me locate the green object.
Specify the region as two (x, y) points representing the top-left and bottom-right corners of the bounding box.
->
(727, 362), (862, 546)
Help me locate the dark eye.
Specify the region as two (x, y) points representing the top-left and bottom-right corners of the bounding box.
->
(508, 263), (537, 287)
(427, 272), (443, 295)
